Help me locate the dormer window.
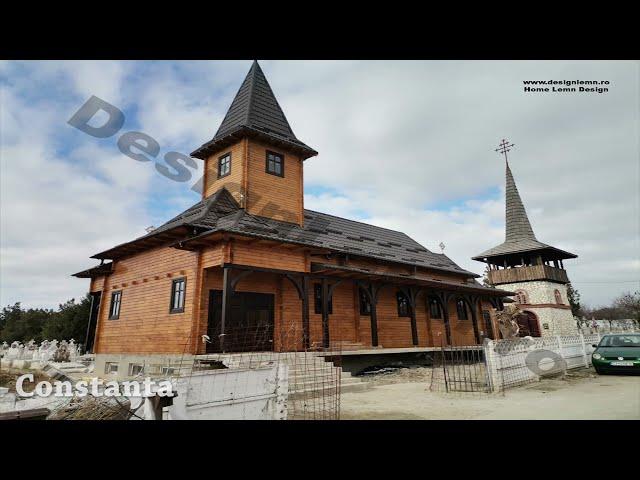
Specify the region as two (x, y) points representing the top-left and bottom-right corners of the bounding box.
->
(266, 151), (284, 177)
(218, 153), (231, 178)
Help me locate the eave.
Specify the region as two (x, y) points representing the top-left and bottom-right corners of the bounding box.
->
(72, 262), (113, 278)
(190, 125), (318, 161)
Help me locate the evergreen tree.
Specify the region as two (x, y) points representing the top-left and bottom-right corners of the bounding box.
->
(0, 303), (53, 343)
(566, 283), (582, 317)
(41, 294), (92, 342)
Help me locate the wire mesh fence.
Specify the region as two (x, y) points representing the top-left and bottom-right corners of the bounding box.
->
(104, 314), (344, 420)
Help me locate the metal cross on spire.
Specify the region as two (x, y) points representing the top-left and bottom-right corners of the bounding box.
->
(495, 138), (515, 163)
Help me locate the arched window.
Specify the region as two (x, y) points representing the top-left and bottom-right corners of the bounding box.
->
(455, 299), (468, 320)
(429, 297), (442, 319)
(396, 291), (411, 317)
(514, 290), (528, 305)
(359, 288), (371, 316)
(554, 289), (563, 304)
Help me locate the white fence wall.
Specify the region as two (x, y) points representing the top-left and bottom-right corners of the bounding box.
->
(483, 330), (637, 392)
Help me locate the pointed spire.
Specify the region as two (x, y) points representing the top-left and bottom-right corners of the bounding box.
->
(505, 160), (537, 242)
(192, 60), (317, 160)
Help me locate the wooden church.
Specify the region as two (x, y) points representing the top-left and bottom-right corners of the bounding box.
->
(74, 61), (510, 356)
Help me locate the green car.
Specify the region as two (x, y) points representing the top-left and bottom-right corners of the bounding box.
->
(591, 334), (640, 375)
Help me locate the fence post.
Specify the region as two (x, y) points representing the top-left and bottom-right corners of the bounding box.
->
(483, 339), (494, 393)
(579, 333), (589, 367)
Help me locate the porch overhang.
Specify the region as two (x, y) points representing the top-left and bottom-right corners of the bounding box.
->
(72, 262), (113, 278)
(310, 262), (513, 297)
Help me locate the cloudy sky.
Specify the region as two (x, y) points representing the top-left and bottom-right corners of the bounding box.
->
(1, 60), (638, 309)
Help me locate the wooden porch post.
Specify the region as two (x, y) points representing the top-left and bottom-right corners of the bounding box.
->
(357, 281), (380, 347)
(424, 290), (434, 346)
(400, 286), (419, 346)
(370, 288), (379, 347)
(439, 292), (452, 346)
(302, 276), (310, 350)
(468, 295), (481, 345)
(321, 277), (330, 348)
(220, 266), (232, 353)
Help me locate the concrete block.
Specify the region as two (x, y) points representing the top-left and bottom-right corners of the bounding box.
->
(11, 360), (30, 369)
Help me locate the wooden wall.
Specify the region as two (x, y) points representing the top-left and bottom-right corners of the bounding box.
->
(203, 140), (246, 200)
(89, 238), (500, 354)
(232, 241), (306, 271)
(93, 246), (199, 354)
(246, 140), (303, 225)
(201, 138), (304, 225)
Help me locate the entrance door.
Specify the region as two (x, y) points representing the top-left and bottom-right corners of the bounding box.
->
(207, 290), (275, 353)
(517, 311), (541, 337)
(84, 291), (101, 354)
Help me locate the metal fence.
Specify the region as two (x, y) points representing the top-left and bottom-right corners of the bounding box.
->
(430, 330), (638, 395)
(429, 344), (490, 393)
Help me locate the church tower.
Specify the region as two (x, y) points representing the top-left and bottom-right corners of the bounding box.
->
(472, 142), (578, 336)
(191, 61), (317, 226)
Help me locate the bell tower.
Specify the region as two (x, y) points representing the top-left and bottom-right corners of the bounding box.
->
(191, 61), (317, 226)
(472, 140), (578, 336)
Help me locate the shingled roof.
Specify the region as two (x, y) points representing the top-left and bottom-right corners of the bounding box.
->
(473, 161), (577, 261)
(191, 61), (317, 160)
(91, 187), (477, 277)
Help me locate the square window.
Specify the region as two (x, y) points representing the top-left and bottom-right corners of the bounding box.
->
(105, 362), (119, 375)
(218, 153), (231, 178)
(170, 278), (186, 313)
(266, 151), (284, 177)
(109, 290), (122, 320)
(128, 363), (144, 376)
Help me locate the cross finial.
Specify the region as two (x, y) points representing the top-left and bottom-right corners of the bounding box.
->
(495, 138), (515, 163)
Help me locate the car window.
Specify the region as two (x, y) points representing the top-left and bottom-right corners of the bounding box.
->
(600, 335), (640, 347)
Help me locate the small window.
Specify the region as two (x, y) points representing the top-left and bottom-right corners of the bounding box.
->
(554, 289), (563, 305)
(313, 284), (332, 314)
(109, 290), (122, 320)
(218, 153), (231, 178)
(396, 291), (411, 317)
(456, 299), (468, 320)
(170, 278), (186, 313)
(104, 362), (119, 375)
(266, 151), (284, 177)
(429, 298), (442, 319)
(128, 363), (144, 376)
(359, 288), (371, 316)
(161, 366), (176, 375)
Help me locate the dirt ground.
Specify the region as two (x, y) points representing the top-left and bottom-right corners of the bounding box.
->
(0, 368), (50, 393)
(340, 367), (640, 420)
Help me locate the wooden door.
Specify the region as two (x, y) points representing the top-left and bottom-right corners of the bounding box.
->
(517, 311), (541, 337)
(207, 290), (275, 353)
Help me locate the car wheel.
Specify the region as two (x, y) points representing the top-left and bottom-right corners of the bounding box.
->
(594, 366), (605, 375)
